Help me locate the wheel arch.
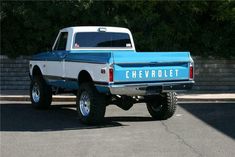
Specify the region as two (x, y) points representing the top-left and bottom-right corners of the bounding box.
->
(32, 65), (43, 79)
(78, 70), (93, 85)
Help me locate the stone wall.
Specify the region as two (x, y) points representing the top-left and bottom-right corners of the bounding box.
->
(193, 57), (235, 91)
(0, 56), (30, 92)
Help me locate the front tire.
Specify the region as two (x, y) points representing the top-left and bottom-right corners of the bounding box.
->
(30, 77), (52, 109)
(146, 92), (177, 120)
(77, 83), (106, 124)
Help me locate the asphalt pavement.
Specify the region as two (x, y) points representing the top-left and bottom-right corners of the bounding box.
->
(1, 100), (235, 157)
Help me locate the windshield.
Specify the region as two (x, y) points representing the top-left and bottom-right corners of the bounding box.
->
(73, 32), (132, 48)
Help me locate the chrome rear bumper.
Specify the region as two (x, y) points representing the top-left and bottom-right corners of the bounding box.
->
(108, 81), (194, 96)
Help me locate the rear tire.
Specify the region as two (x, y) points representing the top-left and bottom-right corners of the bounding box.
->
(30, 77), (52, 109)
(146, 92), (177, 120)
(77, 83), (106, 124)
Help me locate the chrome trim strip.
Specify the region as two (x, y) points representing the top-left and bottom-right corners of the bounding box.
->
(115, 61), (189, 65)
(113, 78), (189, 83)
(110, 80), (194, 88)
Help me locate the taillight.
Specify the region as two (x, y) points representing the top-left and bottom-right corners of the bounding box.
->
(189, 64), (193, 79)
(109, 68), (113, 82)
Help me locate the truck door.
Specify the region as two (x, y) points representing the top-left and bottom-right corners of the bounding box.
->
(46, 32), (68, 79)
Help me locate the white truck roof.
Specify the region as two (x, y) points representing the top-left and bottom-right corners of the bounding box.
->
(60, 26), (132, 34)
(52, 26), (135, 51)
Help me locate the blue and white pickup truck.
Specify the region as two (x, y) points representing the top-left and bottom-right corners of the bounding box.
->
(29, 26), (194, 124)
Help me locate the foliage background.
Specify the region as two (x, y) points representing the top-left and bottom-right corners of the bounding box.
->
(1, 0), (235, 58)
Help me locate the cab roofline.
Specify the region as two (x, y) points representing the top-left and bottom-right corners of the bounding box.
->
(60, 26), (131, 34)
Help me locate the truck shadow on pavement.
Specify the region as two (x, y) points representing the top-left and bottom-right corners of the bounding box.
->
(179, 102), (235, 140)
(0, 103), (126, 132)
(2, 102), (235, 138)
(106, 116), (153, 122)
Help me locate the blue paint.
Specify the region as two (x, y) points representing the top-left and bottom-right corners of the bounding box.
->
(47, 78), (109, 93)
(65, 52), (111, 64)
(95, 86), (110, 93)
(114, 63), (189, 82)
(48, 80), (78, 90)
(32, 51), (69, 61)
(32, 50), (112, 64)
(112, 51), (190, 64)
(110, 51), (191, 82)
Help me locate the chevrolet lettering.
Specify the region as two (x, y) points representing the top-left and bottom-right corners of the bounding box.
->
(29, 26), (194, 124)
(125, 69), (179, 79)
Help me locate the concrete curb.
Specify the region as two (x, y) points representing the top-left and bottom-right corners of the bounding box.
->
(1, 94), (235, 102)
(0, 95), (76, 102)
(178, 93), (235, 102)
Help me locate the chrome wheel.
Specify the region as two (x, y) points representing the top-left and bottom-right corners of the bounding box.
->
(32, 83), (40, 103)
(79, 91), (91, 117)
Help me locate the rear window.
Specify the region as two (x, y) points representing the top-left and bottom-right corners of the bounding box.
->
(73, 32), (132, 48)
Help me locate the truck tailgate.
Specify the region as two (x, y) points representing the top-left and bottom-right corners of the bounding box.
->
(112, 52), (191, 83)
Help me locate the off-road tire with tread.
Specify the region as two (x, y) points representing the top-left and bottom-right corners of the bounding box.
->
(146, 92), (177, 120)
(77, 83), (106, 124)
(30, 77), (52, 109)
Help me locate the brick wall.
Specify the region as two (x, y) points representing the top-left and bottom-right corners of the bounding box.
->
(193, 57), (235, 91)
(0, 55), (234, 93)
(0, 56), (30, 92)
